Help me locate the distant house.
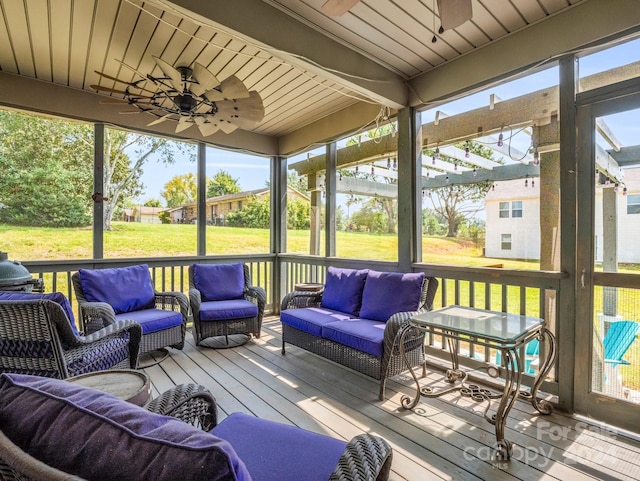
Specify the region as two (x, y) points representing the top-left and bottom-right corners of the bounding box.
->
(167, 187), (309, 225)
(485, 179), (541, 260)
(485, 167), (640, 262)
(130, 206), (166, 224)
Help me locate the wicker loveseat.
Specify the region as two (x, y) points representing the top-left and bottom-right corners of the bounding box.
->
(281, 267), (438, 400)
(0, 373), (392, 481)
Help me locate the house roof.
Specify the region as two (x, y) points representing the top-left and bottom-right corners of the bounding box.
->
(1, 0), (635, 157)
(132, 206), (167, 215)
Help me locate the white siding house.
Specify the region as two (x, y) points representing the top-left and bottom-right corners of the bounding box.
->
(485, 179), (541, 260)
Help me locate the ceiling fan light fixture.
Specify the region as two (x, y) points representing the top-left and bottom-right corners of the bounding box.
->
(94, 57), (264, 137)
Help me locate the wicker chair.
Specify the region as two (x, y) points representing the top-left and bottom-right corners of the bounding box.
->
(72, 267), (188, 356)
(281, 273), (439, 400)
(188, 263), (266, 347)
(0, 299), (141, 379)
(0, 380), (392, 481)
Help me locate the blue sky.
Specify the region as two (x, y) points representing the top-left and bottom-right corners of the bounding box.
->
(134, 37), (640, 205)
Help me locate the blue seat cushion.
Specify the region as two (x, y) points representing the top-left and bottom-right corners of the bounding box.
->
(280, 307), (353, 337)
(0, 373), (251, 481)
(79, 264), (155, 314)
(0, 291), (79, 336)
(200, 299), (259, 321)
(320, 267), (368, 317)
(212, 412), (345, 481)
(321, 319), (385, 357)
(115, 308), (182, 334)
(193, 263), (245, 302)
(359, 271), (425, 322)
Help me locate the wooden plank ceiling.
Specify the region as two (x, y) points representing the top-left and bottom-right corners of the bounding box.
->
(0, 0), (586, 154)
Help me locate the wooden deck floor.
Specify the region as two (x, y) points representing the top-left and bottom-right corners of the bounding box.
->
(143, 318), (640, 481)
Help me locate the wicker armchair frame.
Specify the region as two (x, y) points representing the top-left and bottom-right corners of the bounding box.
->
(0, 382), (392, 481)
(0, 299), (141, 379)
(71, 272), (189, 354)
(281, 276), (439, 401)
(188, 264), (266, 346)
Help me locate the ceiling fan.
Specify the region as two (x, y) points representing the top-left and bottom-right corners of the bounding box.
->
(90, 56), (264, 137)
(321, 0), (472, 30)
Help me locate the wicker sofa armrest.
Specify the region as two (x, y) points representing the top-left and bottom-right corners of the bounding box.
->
(154, 291), (189, 319)
(329, 433), (392, 481)
(188, 287), (202, 313)
(281, 290), (324, 311)
(0, 429), (87, 481)
(145, 384), (218, 432)
(77, 301), (117, 334)
(383, 308), (429, 357)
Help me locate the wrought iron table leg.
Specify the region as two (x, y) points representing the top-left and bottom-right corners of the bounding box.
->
(520, 327), (556, 415)
(486, 348), (522, 460)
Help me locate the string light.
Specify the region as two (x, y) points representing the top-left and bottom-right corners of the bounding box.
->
(472, 167), (477, 177)
(614, 183), (619, 193)
(445, 175), (450, 183)
(532, 179), (535, 188)
(465, 142), (470, 158)
(435, 145), (440, 160)
(393, 157), (397, 169)
(371, 164), (375, 175)
(454, 162), (458, 171)
(533, 148), (540, 166)
(497, 130), (504, 147)
(623, 187), (628, 195)
(355, 165), (359, 174)
(525, 174), (529, 187)
(387, 158), (391, 169)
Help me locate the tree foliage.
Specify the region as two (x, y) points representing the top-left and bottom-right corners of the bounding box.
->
(225, 195), (310, 229)
(0, 110), (93, 227)
(162, 173), (197, 208)
(207, 170), (241, 197)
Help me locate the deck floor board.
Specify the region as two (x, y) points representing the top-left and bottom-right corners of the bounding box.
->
(142, 318), (639, 481)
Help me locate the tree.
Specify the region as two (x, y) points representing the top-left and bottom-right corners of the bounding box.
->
(424, 141), (498, 237)
(102, 129), (194, 231)
(0, 110), (93, 227)
(287, 170), (308, 193)
(225, 195), (310, 229)
(161, 173), (197, 208)
(207, 170), (241, 197)
(144, 198), (162, 207)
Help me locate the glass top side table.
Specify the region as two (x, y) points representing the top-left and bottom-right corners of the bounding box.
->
(400, 305), (557, 460)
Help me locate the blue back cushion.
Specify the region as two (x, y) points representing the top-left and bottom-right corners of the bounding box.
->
(0, 373), (251, 481)
(79, 265), (155, 314)
(320, 267), (368, 316)
(359, 271), (425, 322)
(193, 263), (245, 302)
(0, 291), (79, 336)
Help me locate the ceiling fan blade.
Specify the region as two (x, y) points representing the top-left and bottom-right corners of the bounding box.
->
(205, 76), (250, 101)
(321, 0), (360, 16)
(216, 91), (265, 127)
(99, 99), (129, 104)
(153, 56), (184, 91)
(90, 84), (155, 99)
(175, 116), (195, 133)
(437, 0), (472, 30)
(147, 114), (173, 126)
(191, 63), (221, 97)
(218, 121), (238, 134)
(94, 71), (155, 94)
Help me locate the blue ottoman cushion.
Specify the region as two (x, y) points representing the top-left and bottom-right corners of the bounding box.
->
(321, 319), (385, 357)
(0, 373), (251, 481)
(212, 412), (345, 481)
(115, 308), (183, 334)
(199, 299), (258, 321)
(280, 307), (353, 337)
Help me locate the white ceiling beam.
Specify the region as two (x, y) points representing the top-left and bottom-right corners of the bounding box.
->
(162, 0), (408, 109)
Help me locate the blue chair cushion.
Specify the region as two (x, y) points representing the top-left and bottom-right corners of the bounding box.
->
(280, 307), (353, 337)
(0, 373), (251, 481)
(79, 265), (155, 314)
(115, 308), (182, 334)
(320, 267), (368, 317)
(321, 319), (385, 357)
(0, 291), (79, 336)
(199, 299), (259, 321)
(359, 271), (425, 322)
(212, 412), (345, 481)
(193, 263), (245, 302)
